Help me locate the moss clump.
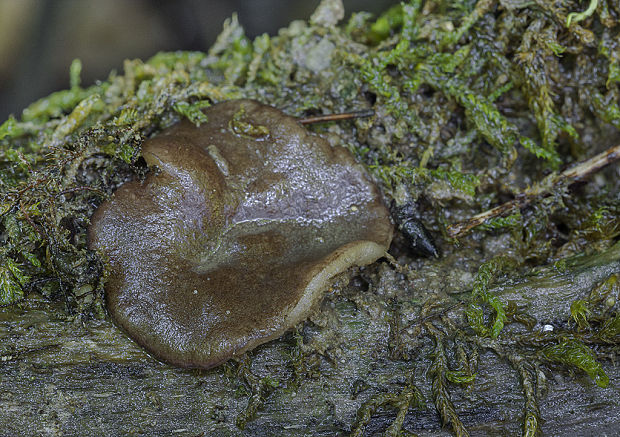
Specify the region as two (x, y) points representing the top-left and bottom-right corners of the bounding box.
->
(466, 256), (516, 338)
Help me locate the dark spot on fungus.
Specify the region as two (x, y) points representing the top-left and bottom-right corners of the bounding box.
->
(88, 99), (393, 369)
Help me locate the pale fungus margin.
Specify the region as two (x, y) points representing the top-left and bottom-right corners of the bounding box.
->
(88, 99), (393, 368)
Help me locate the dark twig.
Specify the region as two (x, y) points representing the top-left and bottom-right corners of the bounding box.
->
(54, 186), (107, 198)
(298, 109), (374, 125)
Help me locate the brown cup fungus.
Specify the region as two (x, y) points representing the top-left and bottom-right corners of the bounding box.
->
(88, 99), (393, 368)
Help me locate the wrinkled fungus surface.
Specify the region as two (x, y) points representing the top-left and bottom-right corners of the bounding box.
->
(88, 99), (393, 368)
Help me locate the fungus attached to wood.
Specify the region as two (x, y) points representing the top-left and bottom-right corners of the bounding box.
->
(88, 99), (393, 368)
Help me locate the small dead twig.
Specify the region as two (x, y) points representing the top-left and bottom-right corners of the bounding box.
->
(54, 186), (107, 198)
(447, 143), (620, 238)
(298, 109), (374, 125)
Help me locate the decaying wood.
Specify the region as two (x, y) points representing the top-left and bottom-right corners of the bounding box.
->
(1, 243), (618, 436)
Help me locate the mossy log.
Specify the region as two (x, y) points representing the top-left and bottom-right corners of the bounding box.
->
(2, 0), (620, 435)
(0, 243), (618, 436)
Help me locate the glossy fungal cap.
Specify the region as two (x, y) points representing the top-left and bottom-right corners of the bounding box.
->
(88, 99), (393, 369)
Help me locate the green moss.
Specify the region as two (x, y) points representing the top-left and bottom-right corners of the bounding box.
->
(570, 299), (591, 330)
(351, 377), (423, 437)
(478, 212), (522, 232)
(566, 0), (598, 27)
(427, 325), (469, 437)
(0, 255), (28, 305)
(569, 273), (619, 341)
(598, 313), (620, 341)
(0, 117), (23, 141)
(444, 369), (476, 384)
(541, 339), (609, 388)
(467, 257), (516, 338)
(207, 14), (253, 85)
(172, 100), (210, 126)
(503, 351), (541, 437)
(366, 3), (405, 44)
(369, 162), (479, 198)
